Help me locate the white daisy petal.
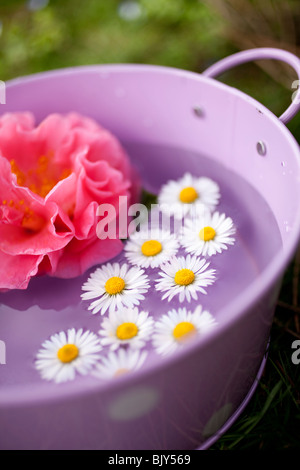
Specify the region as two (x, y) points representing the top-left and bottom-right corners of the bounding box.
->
(155, 254), (216, 303)
(92, 349), (148, 380)
(81, 263), (150, 315)
(180, 211), (236, 257)
(152, 306), (217, 356)
(35, 329), (102, 383)
(124, 228), (179, 268)
(158, 173), (220, 219)
(98, 307), (154, 350)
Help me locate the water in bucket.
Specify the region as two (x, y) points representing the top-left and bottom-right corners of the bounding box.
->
(0, 141), (282, 387)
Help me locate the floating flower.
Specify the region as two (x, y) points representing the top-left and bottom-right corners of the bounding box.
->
(157, 173), (220, 219)
(93, 348), (148, 380)
(35, 328), (102, 383)
(98, 307), (154, 350)
(81, 262), (150, 315)
(0, 112), (139, 290)
(181, 211), (236, 257)
(124, 228), (179, 268)
(155, 254), (216, 302)
(152, 306), (217, 356)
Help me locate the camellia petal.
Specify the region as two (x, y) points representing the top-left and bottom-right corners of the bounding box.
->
(53, 237), (124, 279)
(0, 112), (139, 289)
(0, 250), (44, 290)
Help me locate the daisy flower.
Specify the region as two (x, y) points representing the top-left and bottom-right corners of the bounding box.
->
(152, 306), (217, 356)
(158, 173), (220, 219)
(35, 328), (102, 383)
(124, 228), (179, 268)
(81, 263), (150, 315)
(180, 211), (236, 257)
(98, 307), (154, 350)
(93, 349), (148, 380)
(155, 254), (216, 303)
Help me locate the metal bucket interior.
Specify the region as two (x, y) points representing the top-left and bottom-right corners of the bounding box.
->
(1, 48), (300, 450)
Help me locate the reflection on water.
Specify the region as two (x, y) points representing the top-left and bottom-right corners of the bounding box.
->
(0, 271), (86, 312)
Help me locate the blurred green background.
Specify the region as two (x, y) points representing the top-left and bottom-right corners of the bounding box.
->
(1, 0), (300, 450)
(1, 0), (300, 135)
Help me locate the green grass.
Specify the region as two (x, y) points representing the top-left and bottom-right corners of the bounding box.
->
(1, 0), (300, 451)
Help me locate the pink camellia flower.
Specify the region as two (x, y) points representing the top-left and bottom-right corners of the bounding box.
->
(0, 112), (139, 290)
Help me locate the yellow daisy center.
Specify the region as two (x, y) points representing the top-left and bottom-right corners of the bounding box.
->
(199, 226), (216, 241)
(116, 322), (139, 340)
(57, 344), (79, 363)
(174, 269), (195, 286)
(173, 322), (196, 342)
(179, 186), (198, 203)
(105, 276), (126, 295)
(141, 240), (162, 257)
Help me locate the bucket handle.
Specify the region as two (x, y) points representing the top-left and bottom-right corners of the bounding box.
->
(202, 47), (300, 125)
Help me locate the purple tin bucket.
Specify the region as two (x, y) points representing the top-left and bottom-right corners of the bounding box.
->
(1, 48), (300, 450)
